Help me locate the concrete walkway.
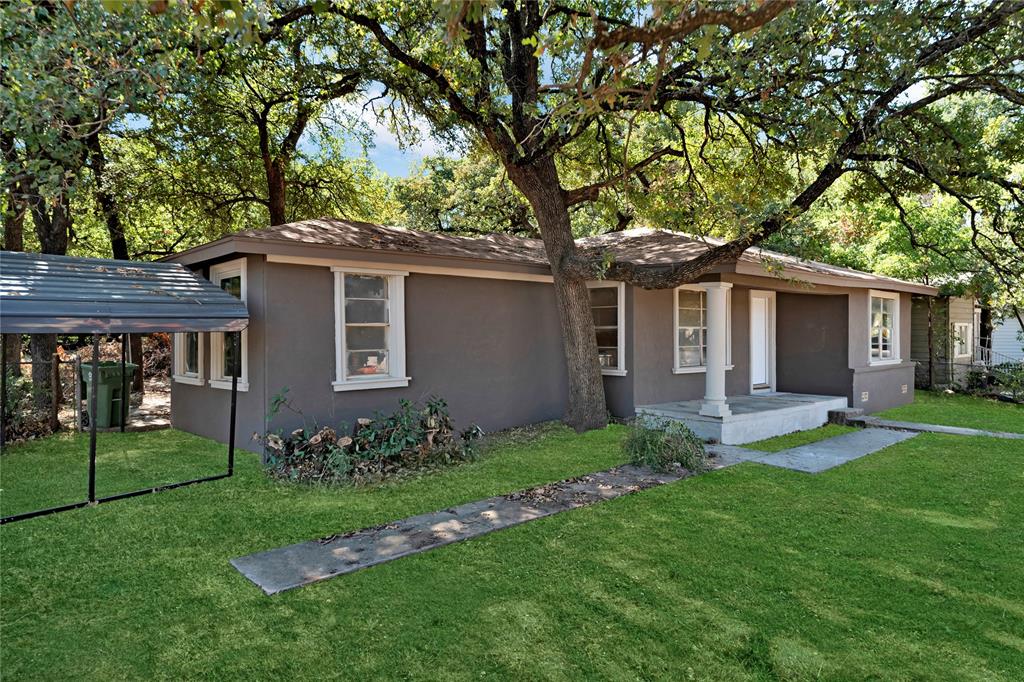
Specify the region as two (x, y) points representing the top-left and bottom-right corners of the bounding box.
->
(851, 416), (1024, 440)
(708, 428), (919, 474)
(231, 464), (690, 595)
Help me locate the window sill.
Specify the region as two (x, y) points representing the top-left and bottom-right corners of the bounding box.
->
(209, 378), (250, 392)
(672, 364), (734, 375)
(868, 359), (903, 367)
(601, 369), (628, 377)
(333, 377), (411, 392)
(173, 374), (204, 386)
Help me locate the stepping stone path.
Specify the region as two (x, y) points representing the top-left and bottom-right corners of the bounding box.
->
(850, 416), (1024, 440)
(708, 428), (919, 473)
(232, 464), (691, 595)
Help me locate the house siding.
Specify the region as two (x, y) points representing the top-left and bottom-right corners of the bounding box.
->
(170, 254), (925, 448)
(991, 317), (1023, 361)
(846, 291), (915, 411)
(258, 263), (573, 437)
(775, 293), (852, 397)
(170, 255), (267, 451)
(910, 295), (980, 386)
(630, 283), (751, 406)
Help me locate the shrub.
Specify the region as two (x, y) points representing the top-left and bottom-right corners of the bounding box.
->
(623, 417), (707, 472)
(992, 362), (1024, 401)
(1, 369), (55, 445)
(256, 395), (482, 485)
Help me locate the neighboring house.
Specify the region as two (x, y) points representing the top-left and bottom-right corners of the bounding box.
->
(164, 219), (935, 446)
(910, 294), (982, 387)
(990, 315), (1024, 362)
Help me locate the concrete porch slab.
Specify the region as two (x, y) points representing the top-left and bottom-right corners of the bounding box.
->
(639, 393), (849, 445)
(708, 428), (918, 473)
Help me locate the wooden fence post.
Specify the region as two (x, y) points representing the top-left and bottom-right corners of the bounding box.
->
(50, 353), (60, 431)
(74, 355), (83, 432)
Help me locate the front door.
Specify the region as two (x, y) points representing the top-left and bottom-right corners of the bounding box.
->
(750, 291), (774, 391)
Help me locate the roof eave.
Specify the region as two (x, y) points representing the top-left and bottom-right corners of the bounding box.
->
(733, 261), (939, 295)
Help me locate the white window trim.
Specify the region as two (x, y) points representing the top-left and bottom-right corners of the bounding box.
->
(209, 258), (250, 391)
(953, 322), (972, 358)
(332, 267), (410, 392)
(587, 280), (627, 377)
(172, 332), (204, 386)
(868, 289), (901, 366)
(673, 284), (733, 374)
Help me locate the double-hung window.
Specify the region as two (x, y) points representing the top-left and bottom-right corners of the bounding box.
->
(953, 322), (972, 358)
(209, 258), (249, 390)
(332, 268), (409, 391)
(674, 285), (731, 373)
(587, 281), (626, 376)
(869, 290), (900, 364)
(173, 331), (203, 385)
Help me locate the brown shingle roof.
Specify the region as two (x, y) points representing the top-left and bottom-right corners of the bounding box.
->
(172, 218), (935, 294)
(235, 217), (550, 266)
(578, 228), (930, 291)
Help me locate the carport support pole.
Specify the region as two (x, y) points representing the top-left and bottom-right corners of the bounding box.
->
(228, 330), (239, 476)
(88, 334), (99, 503)
(120, 333), (127, 433)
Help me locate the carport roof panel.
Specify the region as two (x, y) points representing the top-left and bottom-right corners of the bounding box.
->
(0, 251), (249, 334)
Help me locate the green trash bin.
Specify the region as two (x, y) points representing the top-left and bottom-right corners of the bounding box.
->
(81, 361), (138, 428)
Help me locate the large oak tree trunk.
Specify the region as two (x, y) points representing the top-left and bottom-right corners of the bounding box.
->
(508, 158), (607, 432)
(266, 159), (287, 226)
(29, 190), (72, 413)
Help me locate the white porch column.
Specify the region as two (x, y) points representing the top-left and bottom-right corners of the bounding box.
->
(699, 282), (732, 418)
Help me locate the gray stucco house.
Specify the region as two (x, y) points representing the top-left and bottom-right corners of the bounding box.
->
(165, 218), (936, 446)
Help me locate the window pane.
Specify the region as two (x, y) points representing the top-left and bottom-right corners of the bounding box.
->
(679, 347), (702, 367)
(678, 308), (702, 327)
(678, 328), (701, 347)
(678, 290), (702, 308)
(346, 299), (389, 324)
(597, 348), (618, 369)
(347, 350), (388, 377)
(345, 274), (387, 299)
(223, 336), (240, 378)
(220, 275), (241, 299)
(346, 325), (387, 351)
(185, 333), (199, 374)
(588, 287), (617, 306)
(595, 329), (618, 348)
(592, 307), (617, 327)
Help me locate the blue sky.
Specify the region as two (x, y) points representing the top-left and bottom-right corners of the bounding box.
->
(332, 87), (449, 177)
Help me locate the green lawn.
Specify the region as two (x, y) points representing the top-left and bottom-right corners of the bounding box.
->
(879, 389), (1024, 433)
(744, 424), (857, 452)
(2, 421), (1023, 679)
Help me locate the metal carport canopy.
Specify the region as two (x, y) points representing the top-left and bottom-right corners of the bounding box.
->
(0, 251), (248, 333)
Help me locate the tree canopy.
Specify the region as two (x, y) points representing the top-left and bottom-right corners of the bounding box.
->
(2, 0), (1022, 430)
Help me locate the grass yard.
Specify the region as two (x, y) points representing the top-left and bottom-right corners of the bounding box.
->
(2, 411), (1023, 679)
(744, 424), (857, 452)
(879, 389), (1024, 433)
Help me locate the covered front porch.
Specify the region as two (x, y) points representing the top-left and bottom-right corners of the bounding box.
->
(638, 393), (849, 445)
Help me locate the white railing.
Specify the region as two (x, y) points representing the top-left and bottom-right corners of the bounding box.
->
(975, 338), (1023, 368)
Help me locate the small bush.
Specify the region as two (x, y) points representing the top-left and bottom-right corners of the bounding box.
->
(1, 369), (55, 445)
(623, 417), (706, 472)
(256, 395), (482, 485)
(992, 362), (1024, 402)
